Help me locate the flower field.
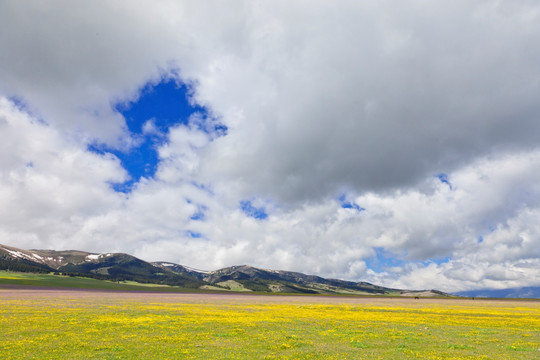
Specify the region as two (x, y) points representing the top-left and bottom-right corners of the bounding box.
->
(0, 289), (538, 359)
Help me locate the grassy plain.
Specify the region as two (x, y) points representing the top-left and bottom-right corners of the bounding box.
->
(0, 270), (192, 292)
(0, 289), (538, 359)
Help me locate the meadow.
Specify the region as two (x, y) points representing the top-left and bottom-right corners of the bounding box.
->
(0, 289), (538, 359)
(0, 270), (190, 292)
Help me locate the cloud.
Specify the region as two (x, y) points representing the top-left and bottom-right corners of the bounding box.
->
(0, 1), (184, 147)
(196, 0), (540, 204)
(0, 98), (126, 249)
(1, 1), (540, 292)
(3, 0), (540, 198)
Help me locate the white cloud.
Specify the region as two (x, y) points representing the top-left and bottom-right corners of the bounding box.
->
(1, 1), (540, 292)
(0, 98), (126, 249)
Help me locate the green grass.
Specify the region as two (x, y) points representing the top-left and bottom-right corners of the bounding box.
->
(216, 280), (253, 291)
(0, 271), (191, 292)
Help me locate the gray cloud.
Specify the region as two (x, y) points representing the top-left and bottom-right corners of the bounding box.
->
(197, 0), (540, 203)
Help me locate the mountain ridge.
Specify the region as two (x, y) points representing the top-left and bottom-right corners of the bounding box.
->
(454, 287), (540, 299)
(0, 243), (449, 297)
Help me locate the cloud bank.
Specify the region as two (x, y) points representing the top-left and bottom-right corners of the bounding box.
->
(1, 1), (540, 292)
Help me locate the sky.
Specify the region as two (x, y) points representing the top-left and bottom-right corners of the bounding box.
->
(1, 1), (540, 293)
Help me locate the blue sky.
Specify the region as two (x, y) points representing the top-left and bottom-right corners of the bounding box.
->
(113, 81), (196, 181)
(1, 1), (540, 293)
(89, 80), (207, 191)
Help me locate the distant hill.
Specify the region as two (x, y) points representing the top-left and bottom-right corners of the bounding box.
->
(0, 243), (449, 297)
(455, 287), (540, 299)
(0, 244), (205, 288)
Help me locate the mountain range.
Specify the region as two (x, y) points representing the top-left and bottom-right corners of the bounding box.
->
(455, 287), (540, 299)
(0, 243), (448, 297)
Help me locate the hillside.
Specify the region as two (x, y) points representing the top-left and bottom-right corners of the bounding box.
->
(0, 243), (449, 297)
(0, 244), (205, 288)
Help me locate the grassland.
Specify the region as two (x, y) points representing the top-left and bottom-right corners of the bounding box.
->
(0, 270), (195, 292)
(0, 289), (538, 359)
